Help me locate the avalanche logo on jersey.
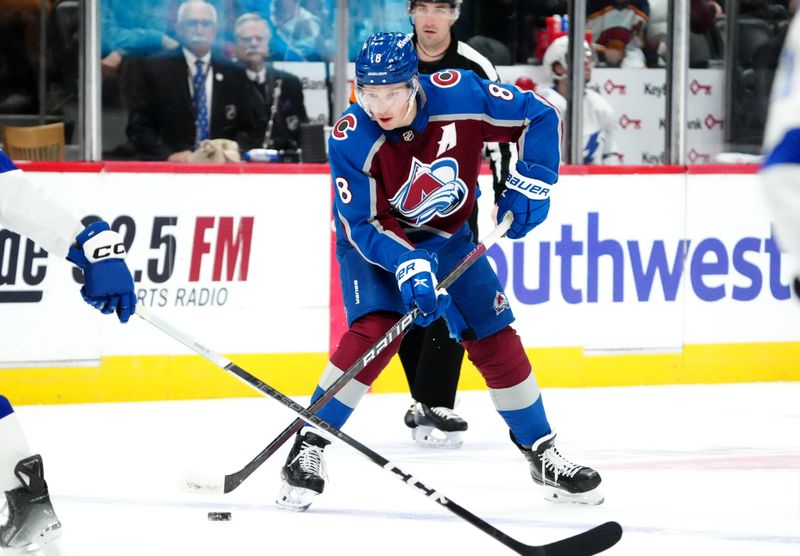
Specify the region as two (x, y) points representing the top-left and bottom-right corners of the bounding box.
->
(493, 291), (509, 315)
(389, 157), (468, 226)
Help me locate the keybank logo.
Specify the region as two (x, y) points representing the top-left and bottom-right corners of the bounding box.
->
(486, 213), (792, 304)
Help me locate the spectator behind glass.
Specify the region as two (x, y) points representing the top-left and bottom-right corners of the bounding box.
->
(586, 0), (649, 68)
(165, 0), (244, 56)
(126, 0), (259, 161)
(234, 13), (309, 151)
(534, 36), (622, 164)
(270, 0), (324, 60)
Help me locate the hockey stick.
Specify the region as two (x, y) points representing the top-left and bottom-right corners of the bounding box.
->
(183, 212), (514, 494)
(136, 305), (623, 556)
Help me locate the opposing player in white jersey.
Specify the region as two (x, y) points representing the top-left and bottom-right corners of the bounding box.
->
(761, 16), (800, 298)
(535, 36), (622, 165)
(0, 150), (136, 551)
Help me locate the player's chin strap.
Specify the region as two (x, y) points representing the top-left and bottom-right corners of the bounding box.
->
(134, 297), (622, 555)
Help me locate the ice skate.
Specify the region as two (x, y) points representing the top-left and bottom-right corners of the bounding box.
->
(0, 455), (62, 550)
(511, 431), (604, 505)
(404, 402), (468, 449)
(276, 430), (330, 512)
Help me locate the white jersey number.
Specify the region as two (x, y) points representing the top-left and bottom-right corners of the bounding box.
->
(488, 83), (514, 101)
(335, 177), (353, 204)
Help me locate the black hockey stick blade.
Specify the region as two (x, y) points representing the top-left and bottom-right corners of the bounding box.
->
(528, 521), (622, 556)
(193, 212), (514, 494)
(137, 306), (622, 556)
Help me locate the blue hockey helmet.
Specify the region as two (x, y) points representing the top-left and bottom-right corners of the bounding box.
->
(355, 32), (418, 88)
(354, 32), (420, 122)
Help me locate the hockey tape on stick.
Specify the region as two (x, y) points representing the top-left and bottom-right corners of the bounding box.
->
(181, 212), (514, 496)
(135, 303), (622, 555)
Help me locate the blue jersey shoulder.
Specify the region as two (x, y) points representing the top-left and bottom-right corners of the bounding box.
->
(419, 69), (488, 116)
(328, 103), (385, 171)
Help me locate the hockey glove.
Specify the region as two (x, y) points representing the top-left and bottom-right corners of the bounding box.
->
(497, 168), (552, 240)
(67, 221), (137, 323)
(395, 249), (451, 327)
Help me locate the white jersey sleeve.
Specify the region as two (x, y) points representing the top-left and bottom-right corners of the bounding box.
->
(0, 152), (82, 258)
(763, 17), (800, 153)
(760, 17), (800, 278)
(589, 91), (622, 165)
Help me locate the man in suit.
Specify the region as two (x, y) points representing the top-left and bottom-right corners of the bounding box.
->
(126, 0), (259, 161)
(234, 12), (309, 151)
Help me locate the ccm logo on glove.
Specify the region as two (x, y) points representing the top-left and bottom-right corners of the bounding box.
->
(505, 173), (551, 200)
(82, 231), (127, 263)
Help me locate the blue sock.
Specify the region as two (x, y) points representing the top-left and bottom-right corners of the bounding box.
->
(497, 396), (551, 447)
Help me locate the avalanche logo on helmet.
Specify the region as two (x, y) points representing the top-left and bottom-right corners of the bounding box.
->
(389, 157), (468, 226)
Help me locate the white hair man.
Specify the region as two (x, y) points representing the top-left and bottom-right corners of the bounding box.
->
(126, 0), (260, 161)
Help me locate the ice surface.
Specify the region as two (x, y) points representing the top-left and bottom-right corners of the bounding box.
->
(7, 382), (800, 555)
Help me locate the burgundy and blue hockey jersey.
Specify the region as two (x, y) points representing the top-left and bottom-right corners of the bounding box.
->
(328, 69), (561, 272)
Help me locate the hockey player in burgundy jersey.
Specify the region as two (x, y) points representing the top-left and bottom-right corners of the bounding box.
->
(277, 32), (603, 511)
(0, 150), (136, 550)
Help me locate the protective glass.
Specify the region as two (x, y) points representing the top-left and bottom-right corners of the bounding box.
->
(236, 32), (268, 47)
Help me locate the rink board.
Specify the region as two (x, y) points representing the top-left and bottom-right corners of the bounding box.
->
(1, 163), (798, 404)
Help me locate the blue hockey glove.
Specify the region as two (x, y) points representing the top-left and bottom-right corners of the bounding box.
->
(67, 221), (137, 323)
(395, 249), (451, 327)
(497, 169), (552, 239)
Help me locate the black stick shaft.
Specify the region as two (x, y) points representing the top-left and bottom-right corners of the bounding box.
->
(220, 213), (512, 492)
(136, 306), (622, 556)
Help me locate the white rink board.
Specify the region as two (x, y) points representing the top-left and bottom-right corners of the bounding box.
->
(0, 171), (331, 364)
(0, 168), (798, 367)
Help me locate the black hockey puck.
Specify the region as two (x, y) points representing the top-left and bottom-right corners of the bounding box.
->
(207, 511), (232, 521)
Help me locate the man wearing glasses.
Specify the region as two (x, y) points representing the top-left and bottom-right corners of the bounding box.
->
(126, 0), (259, 161)
(234, 13), (309, 153)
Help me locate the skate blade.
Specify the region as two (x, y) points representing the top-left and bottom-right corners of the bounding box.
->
(2, 519), (62, 551)
(275, 483), (319, 512)
(541, 484), (604, 506)
(2, 533), (62, 556)
(412, 426), (463, 449)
